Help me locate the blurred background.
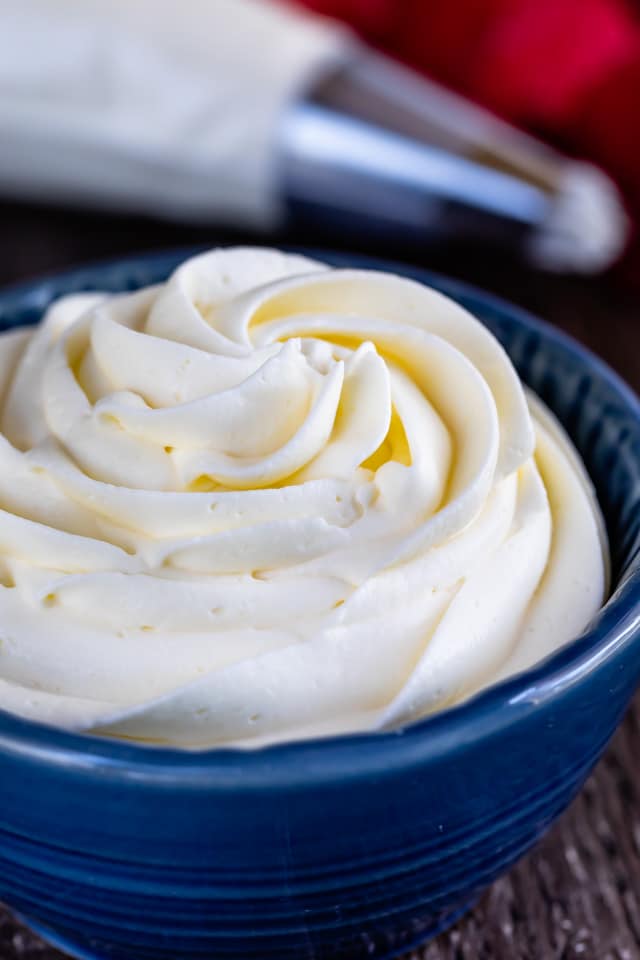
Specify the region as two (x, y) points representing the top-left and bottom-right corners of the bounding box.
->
(0, 2), (639, 958)
(0, 0), (638, 391)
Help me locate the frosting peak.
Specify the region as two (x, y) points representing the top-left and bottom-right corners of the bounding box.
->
(0, 248), (607, 747)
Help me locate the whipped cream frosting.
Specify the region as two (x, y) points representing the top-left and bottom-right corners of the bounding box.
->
(0, 248), (608, 747)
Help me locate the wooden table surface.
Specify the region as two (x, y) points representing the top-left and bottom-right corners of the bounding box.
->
(0, 200), (639, 960)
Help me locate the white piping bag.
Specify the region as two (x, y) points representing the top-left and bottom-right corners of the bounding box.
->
(0, 0), (629, 272)
(0, 0), (350, 225)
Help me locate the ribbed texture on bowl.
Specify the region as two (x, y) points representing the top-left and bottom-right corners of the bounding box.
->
(0, 250), (639, 960)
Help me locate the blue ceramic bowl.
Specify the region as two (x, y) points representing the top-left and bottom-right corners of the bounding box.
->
(0, 250), (639, 960)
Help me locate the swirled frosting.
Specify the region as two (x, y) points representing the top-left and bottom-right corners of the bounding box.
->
(0, 249), (607, 747)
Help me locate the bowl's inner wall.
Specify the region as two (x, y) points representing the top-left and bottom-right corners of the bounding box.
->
(1, 249), (638, 593)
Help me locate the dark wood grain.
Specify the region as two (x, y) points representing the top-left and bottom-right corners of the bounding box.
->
(0, 199), (638, 960)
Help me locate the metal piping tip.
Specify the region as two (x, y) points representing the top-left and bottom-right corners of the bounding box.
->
(280, 50), (630, 273)
(529, 163), (630, 273)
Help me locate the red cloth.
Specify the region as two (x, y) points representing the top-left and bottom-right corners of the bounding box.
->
(297, 0), (640, 276)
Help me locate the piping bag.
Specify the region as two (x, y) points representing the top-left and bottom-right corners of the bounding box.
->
(0, 0), (629, 272)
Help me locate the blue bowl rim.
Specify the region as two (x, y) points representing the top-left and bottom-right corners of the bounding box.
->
(0, 245), (639, 787)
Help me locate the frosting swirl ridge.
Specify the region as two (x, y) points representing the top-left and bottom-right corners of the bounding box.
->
(0, 248), (607, 746)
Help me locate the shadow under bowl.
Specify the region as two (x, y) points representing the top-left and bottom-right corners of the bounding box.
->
(0, 249), (639, 960)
